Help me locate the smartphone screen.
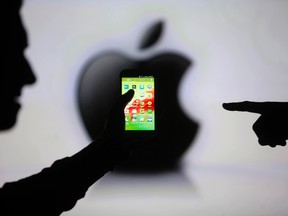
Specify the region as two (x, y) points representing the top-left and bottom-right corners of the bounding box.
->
(121, 76), (155, 131)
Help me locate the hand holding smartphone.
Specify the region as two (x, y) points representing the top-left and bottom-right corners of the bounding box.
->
(120, 69), (157, 138)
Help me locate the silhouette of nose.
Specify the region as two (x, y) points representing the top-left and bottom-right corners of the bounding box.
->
(23, 57), (36, 85)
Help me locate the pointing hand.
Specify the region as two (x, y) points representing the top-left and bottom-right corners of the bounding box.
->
(223, 101), (288, 147)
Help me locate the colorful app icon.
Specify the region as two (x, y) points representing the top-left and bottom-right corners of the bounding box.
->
(147, 101), (152, 106)
(132, 85), (137, 89)
(124, 84), (129, 89)
(140, 108), (145, 114)
(140, 117), (145, 122)
(140, 101), (145, 106)
(132, 99), (140, 106)
(147, 115), (153, 122)
(132, 109), (137, 114)
(132, 114), (137, 122)
(147, 93), (152, 98)
(140, 85), (144, 89)
(147, 109), (153, 114)
(147, 85), (152, 89)
(139, 92), (145, 97)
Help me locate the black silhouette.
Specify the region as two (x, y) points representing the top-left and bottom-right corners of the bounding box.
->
(78, 20), (199, 171)
(0, 1), (134, 215)
(223, 101), (288, 147)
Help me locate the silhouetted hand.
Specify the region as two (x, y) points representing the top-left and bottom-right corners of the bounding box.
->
(97, 89), (135, 162)
(104, 89), (134, 137)
(223, 101), (288, 147)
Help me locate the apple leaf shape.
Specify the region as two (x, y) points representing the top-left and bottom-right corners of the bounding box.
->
(139, 20), (164, 50)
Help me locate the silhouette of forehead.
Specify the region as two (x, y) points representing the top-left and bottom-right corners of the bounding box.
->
(6, 0), (27, 50)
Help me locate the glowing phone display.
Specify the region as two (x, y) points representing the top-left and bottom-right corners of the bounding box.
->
(122, 76), (155, 131)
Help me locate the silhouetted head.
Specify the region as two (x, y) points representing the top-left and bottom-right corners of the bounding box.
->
(0, 0), (36, 130)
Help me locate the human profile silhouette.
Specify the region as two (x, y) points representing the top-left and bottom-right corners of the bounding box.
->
(223, 101), (288, 147)
(1, 1), (134, 215)
(1, 1), (36, 130)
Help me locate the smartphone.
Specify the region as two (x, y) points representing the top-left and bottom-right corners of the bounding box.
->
(120, 69), (157, 138)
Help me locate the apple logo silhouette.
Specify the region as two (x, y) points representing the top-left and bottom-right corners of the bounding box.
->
(77, 20), (199, 171)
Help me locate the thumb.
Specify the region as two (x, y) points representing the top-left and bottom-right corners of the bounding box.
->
(120, 89), (134, 110)
(108, 89), (134, 125)
(102, 89), (134, 138)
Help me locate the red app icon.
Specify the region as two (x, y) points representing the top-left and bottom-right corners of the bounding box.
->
(132, 99), (140, 106)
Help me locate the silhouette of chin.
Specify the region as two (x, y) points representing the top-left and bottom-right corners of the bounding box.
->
(78, 52), (199, 172)
(0, 113), (18, 130)
(0, 102), (20, 130)
(0, 122), (16, 130)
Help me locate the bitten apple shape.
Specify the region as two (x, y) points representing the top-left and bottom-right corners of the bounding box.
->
(77, 21), (199, 171)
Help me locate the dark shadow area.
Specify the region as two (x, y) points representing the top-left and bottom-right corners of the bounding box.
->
(223, 101), (288, 147)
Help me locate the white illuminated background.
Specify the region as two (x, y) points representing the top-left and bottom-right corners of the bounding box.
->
(1, 0), (288, 215)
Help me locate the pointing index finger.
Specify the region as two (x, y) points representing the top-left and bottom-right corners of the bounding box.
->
(222, 101), (266, 114)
